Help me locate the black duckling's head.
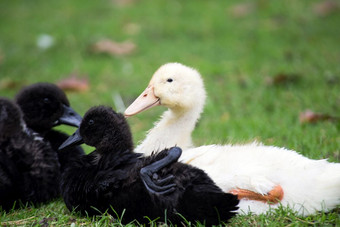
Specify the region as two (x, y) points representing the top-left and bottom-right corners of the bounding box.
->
(59, 106), (133, 153)
(0, 98), (23, 141)
(15, 83), (82, 133)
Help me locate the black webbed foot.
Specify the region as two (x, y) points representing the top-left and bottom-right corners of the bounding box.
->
(140, 147), (182, 195)
(153, 174), (175, 186)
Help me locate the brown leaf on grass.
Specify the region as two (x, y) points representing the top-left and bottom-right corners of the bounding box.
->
(312, 0), (339, 16)
(111, 0), (136, 7)
(299, 110), (340, 124)
(57, 74), (89, 92)
(90, 39), (136, 56)
(228, 3), (255, 18)
(266, 73), (301, 86)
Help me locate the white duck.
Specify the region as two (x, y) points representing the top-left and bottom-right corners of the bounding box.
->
(124, 63), (340, 216)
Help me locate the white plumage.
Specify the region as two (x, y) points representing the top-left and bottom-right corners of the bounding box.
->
(181, 143), (340, 215)
(124, 62), (340, 216)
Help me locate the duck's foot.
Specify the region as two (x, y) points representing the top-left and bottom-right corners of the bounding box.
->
(140, 147), (182, 195)
(229, 185), (284, 204)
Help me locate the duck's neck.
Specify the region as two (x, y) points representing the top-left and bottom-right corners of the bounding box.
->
(102, 133), (134, 155)
(91, 139), (133, 165)
(135, 105), (203, 155)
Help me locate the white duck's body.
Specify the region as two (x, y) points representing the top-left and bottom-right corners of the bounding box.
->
(125, 63), (340, 216)
(181, 143), (340, 215)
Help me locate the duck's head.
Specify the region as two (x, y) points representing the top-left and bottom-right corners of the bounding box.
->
(15, 83), (82, 132)
(125, 63), (206, 116)
(0, 98), (23, 140)
(59, 106), (133, 152)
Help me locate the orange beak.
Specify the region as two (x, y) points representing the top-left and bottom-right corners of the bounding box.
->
(124, 85), (161, 117)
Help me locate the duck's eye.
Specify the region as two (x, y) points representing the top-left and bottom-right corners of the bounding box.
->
(167, 78), (173, 83)
(43, 98), (50, 104)
(88, 119), (94, 125)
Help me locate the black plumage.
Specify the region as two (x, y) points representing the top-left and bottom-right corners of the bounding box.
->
(59, 106), (239, 225)
(0, 98), (60, 210)
(15, 82), (84, 170)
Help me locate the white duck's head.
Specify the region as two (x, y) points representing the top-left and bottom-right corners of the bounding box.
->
(125, 63), (206, 116)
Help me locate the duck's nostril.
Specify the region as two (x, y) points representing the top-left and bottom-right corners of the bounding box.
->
(143, 94), (147, 97)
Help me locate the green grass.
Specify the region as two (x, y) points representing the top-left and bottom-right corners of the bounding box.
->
(1, 0), (340, 225)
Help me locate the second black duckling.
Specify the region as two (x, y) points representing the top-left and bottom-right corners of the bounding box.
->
(59, 106), (239, 225)
(15, 82), (84, 170)
(0, 98), (60, 210)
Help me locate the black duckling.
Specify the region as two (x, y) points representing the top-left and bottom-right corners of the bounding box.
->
(59, 106), (239, 225)
(0, 98), (23, 210)
(15, 82), (84, 169)
(0, 98), (60, 210)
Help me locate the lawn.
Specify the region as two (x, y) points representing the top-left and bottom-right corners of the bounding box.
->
(0, 0), (340, 226)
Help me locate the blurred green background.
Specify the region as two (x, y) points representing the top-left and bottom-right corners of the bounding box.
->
(0, 0), (340, 225)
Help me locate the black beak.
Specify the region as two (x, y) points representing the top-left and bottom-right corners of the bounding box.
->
(56, 105), (82, 127)
(58, 129), (84, 151)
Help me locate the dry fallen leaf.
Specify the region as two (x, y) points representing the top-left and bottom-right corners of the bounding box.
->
(312, 0), (339, 16)
(111, 0), (136, 7)
(90, 39), (136, 56)
(57, 74), (89, 92)
(266, 73), (301, 86)
(228, 3), (255, 18)
(299, 110), (339, 124)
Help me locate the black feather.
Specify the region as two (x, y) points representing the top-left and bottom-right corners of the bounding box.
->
(0, 98), (60, 210)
